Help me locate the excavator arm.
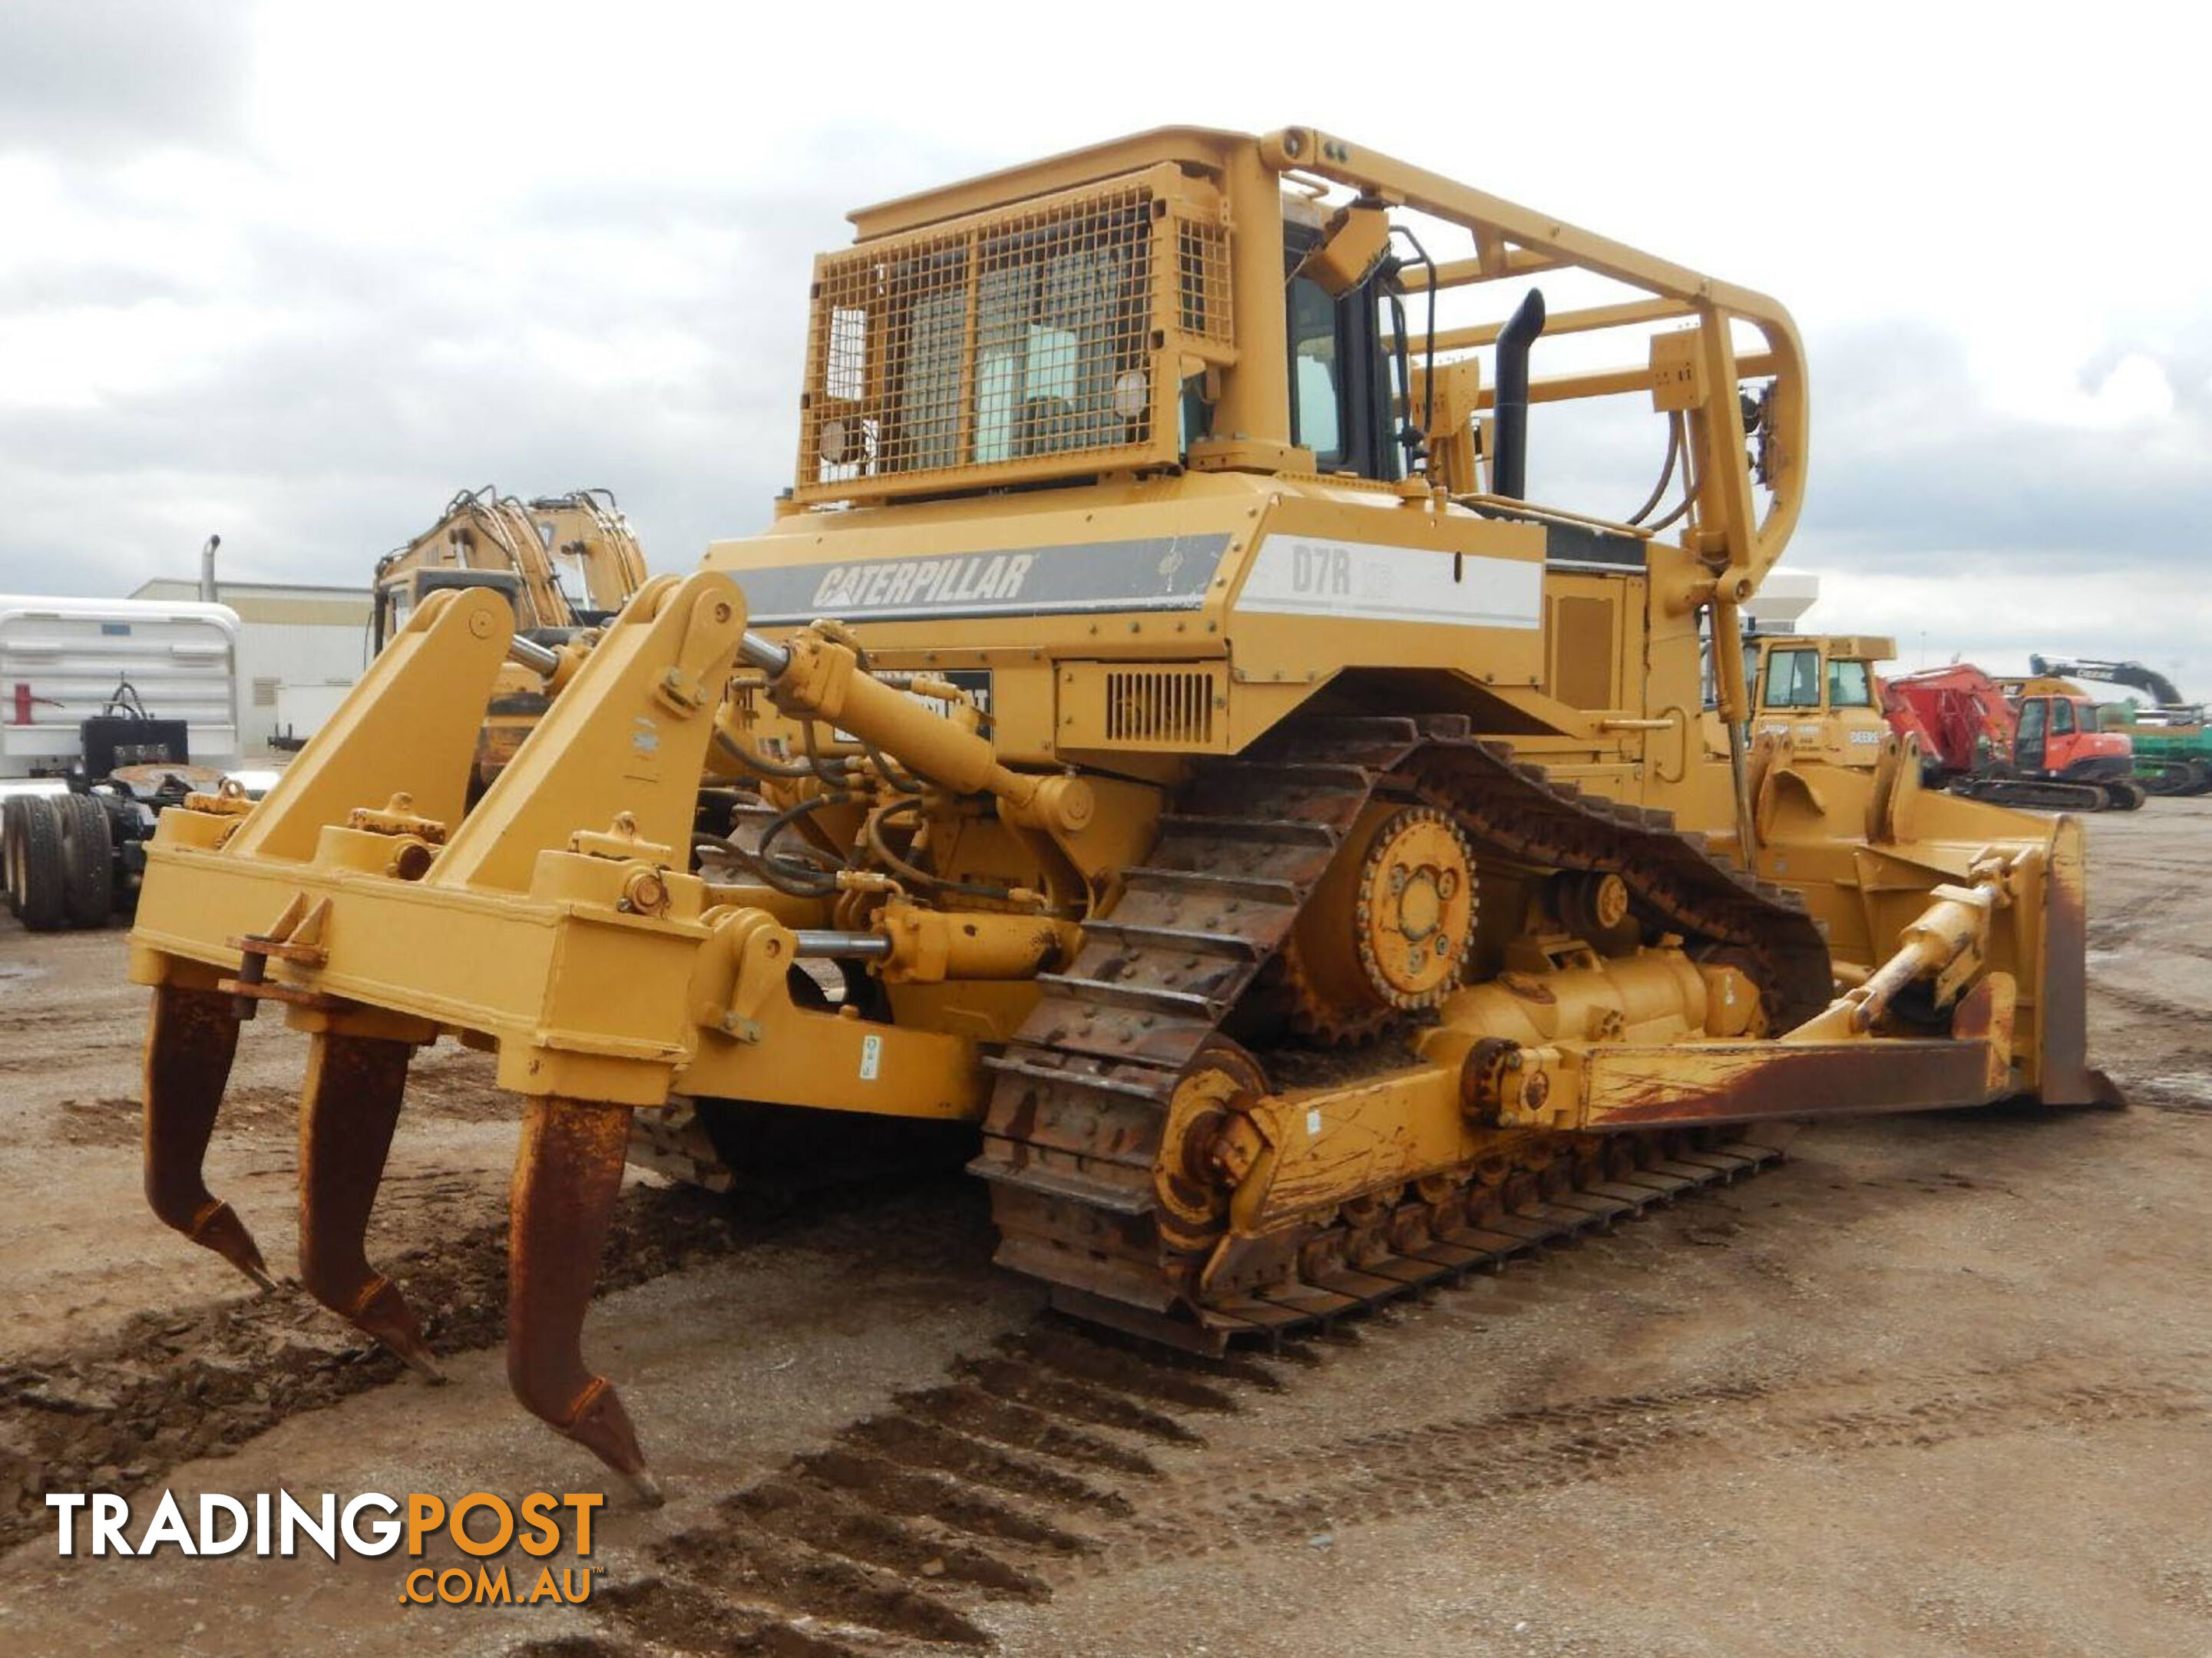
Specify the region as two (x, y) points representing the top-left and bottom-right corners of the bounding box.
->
(2030, 655), (2187, 709)
(373, 487), (650, 643)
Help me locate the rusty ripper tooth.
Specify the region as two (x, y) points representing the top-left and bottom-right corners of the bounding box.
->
(297, 1029), (445, 1381)
(508, 1096), (661, 1505)
(143, 983), (276, 1293)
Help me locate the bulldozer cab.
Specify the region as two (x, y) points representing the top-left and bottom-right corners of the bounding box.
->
(1280, 217), (1401, 481)
(1705, 632), (1894, 768)
(1758, 632), (1886, 706)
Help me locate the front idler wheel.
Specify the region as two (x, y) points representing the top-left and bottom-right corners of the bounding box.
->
(1155, 1037), (1271, 1256)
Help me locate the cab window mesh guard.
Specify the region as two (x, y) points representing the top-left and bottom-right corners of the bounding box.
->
(797, 164), (1232, 502)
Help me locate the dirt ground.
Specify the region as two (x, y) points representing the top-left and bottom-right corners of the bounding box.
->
(2, 803), (2209, 1656)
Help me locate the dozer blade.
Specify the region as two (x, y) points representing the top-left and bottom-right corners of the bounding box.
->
(508, 1097), (660, 1504)
(143, 983), (276, 1292)
(297, 1031), (443, 1379)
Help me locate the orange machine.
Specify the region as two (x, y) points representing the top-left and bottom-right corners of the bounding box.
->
(1885, 664), (2143, 811)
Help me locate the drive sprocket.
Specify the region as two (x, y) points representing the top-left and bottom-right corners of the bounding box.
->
(1278, 802), (1477, 1045)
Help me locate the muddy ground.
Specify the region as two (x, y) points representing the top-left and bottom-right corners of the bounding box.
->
(1, 803), (2208, 1656)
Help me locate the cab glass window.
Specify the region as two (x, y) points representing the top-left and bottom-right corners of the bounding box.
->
(1827, 659), (1873, 708)
(2017, 698), (2047, 739)
(1288, 276), (1344, 467)
(2052, 697), (2076, 734)
(375, 586), (408, 652)
(1764, 648), (1822, 708)
(972, 243), (1131, 464)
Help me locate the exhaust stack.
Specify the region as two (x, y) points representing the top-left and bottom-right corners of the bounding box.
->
(198, 534), (221, 603)
(1492, 290), (1547, 500)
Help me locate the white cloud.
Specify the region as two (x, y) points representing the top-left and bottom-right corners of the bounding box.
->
(1804, 563), (2212, 696)
(0, 0), (2205, 696)
(0, 298), (279, 408)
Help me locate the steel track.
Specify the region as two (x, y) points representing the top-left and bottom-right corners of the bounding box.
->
(972, 712), (1828, 1349)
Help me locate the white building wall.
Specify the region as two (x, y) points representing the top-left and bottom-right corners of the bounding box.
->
(134, 580), (371, 755)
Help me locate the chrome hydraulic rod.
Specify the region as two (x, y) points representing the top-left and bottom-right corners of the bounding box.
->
(507, 634), (562, 675)
(792, 930), (894, 959)
(739, 632), (792, 675)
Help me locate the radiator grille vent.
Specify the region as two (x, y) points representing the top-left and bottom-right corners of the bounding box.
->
(1105, 668), (1217, 745)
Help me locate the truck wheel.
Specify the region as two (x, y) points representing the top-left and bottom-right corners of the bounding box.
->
(2, 798), (24, 918)
(14, 796), (68, 933)
(57, 794), (115, 926)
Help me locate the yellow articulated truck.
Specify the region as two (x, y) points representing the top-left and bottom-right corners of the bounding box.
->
(127, 126), (2110, 1500)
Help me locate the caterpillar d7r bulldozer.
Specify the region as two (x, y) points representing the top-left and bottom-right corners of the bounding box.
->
(127, 126), (2115, 1502)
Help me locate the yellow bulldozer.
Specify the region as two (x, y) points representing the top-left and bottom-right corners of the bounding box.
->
(372, 486), (650, 788)
(127, 126), (2113, 1502)
(1704, 631), (1896, 770)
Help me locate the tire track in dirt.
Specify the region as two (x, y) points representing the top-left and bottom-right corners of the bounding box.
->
(1100, 1354), (2210, 1571)
(559, 1323), (1268, 1657)
(527, 1146), (2210, 1658)
(545, 1148), (1777, 1654)
(2087, 890), (2173, 950)
(0, 1177), (934, 1557)
(534, 1310), (2210, 1658)
(2089, 979), (2212, 1115)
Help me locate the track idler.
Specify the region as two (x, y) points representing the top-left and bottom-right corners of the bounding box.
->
(143, 983), (276, 1292)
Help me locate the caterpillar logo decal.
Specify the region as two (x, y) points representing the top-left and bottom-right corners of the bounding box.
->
(737, 534), (1232, 624)
(814, 553), (1036, 613)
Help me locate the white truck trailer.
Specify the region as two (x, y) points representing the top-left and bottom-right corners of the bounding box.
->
(1, 593), (244, 930)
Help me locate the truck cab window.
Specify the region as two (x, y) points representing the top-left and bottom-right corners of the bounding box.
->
(1765, 648), (1821, 708)
(1827, 659), (1873, 708)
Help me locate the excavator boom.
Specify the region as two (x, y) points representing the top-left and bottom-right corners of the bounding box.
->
(2031, 654), (2187, 710)
(372, 486), (648, 646)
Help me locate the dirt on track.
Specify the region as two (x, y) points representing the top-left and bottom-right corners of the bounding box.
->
(2, 804), (2210, 1657)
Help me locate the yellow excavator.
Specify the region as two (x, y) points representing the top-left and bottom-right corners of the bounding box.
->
(372, 487), (650, 786)
(127, 127), (2112, 1502)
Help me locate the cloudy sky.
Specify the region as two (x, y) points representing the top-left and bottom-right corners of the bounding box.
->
(5, 1), (2207, 693)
